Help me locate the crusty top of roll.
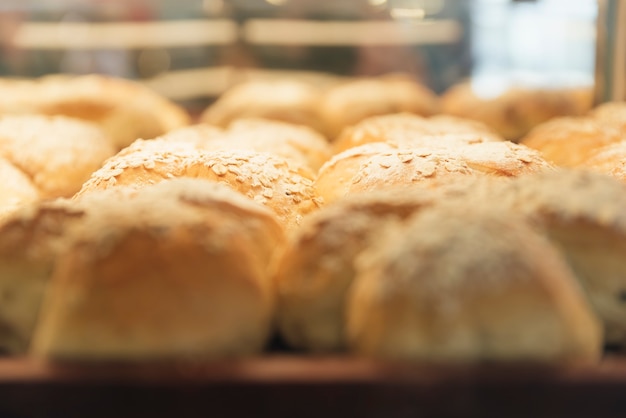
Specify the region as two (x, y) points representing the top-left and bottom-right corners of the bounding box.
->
(333, 113), (502, 153)
(32, 179), (283, 360)
(77, 145), (322, 231)
(579, 141), (626, 182)
(0, 157), (40, 219)
(0, 115), (115, 198)
(320, 76), (439, 139)
(441, 82), (593, 141)
(314, 143), (478, 204)
(274, 187), (443, 351)
(347, 204), (602, 363)
(0, 74), (190, 150)
(520, 117), (624, 167)
(200, 80), (324, 134)
(590, 101), (626, 133)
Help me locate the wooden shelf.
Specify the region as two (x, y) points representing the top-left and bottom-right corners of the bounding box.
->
(0, 355), (625, 418)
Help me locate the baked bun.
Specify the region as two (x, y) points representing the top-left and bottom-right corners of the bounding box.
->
(485, 170), (626, 346)
(579, 141), (626, 182)
(0, 115), (115, 198)
(314, 144), (477, 205)
(274, 188), (441, 351)
(32, 179), (284, 360)
(347, 205), (602, 363)
(333, 113), (502, 154)
(1, 74), (190, 149)
(320, 76), (439, 140)
(0, 157), (40, 219)
(441, 82), (593, 141)
(0, 198), (85, 353)
(520, 117), (624, 167)
(200, 80), (324, 134)
(590, 101), (626, 134)
(77, 145), (322, 231)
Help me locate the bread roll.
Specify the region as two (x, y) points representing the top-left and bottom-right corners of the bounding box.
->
(485, 170), (626, 346)
(0, 157), (40, 219)
(347, 205), (602, 363)
(200, 80), (325, 134)
(590, 101), (626, 134)
(0, 115), (115, 198)
(274, 188), (441, 351)
(32, 179), (284, 360)
(0, 74), (190, 150)
(77, 145), (322, 231)
(0, 198), (85, 353)
(520, 117), (624, 167)
(579, 141), (626, 182)
(441, 82), (593, 141)
(320, 76), (439, 139)
(333, 113), (502, 154)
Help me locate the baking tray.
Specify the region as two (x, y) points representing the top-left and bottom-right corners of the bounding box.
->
(0, 355), (625, 418)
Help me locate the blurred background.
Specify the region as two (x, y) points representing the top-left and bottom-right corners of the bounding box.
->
(0, 0), (598, 107)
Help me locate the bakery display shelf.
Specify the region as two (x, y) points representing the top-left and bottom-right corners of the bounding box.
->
(0, 355), (625, 418)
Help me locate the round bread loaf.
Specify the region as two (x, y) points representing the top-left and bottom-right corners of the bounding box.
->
(441, 82), (593, 141)
(590, 101), (626, 134)
(347, 205), (602, 363)
(0, 198), (85, 354)
(200, 80), (325, 134)
(274, 188), (442, 351)
(333, 113), (502, 154)
(0, 74), (190, 150)
(0, 115), (115, 198)
(314, 143), (477, 204)
(77, 145), (322, 231)
(0, 157), (40, 219)
(520, 117), (624, 167)
(319, 76), (439, 140)
(32, 179), (285, 360)
(579, 141), (626, 182)
(483, 170), (626, 346)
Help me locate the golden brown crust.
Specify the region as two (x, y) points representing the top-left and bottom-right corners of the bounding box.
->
(32, 179), (284, 360)
(77, 145), (323, 231)
(0, 115), (115, 198)
(347, 205), (602, 363)
(319, 76), (439, 140)
(0, 157), (40, 219)
(590, 101), (626, 134)
(0, 74), (190, 150)
(333, 113), (502, 154)
(200, 80), (325, 134)
(579, 141), (626, 182)
(520, 117), (624, 167)
(274, 188), (443, 351)
(441, 82), (593, 141)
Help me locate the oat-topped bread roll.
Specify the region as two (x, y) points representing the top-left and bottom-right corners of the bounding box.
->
(315, 143), (477, 205)
(319, 75), (439, 140)
(0, 74), (190, 150)
(200, 80), (325, 134)
(441, 82), (593, 141)
(481, 170), (626, 346)
(0, 115), (115, 198)
(520, 117), (624, 167)
(165, 119), (332, 172)
(347, 205), (602, 363)
(32, 179), (284, 360)
(579, 141), (626, 182)
(333, 113), (502, 154)
(589, 101), (626, 134)
(77, 144), (322, 231)
(0, 198), (85, 354)
(274, 188), (443, 352)
(0, 157), (40, 219)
